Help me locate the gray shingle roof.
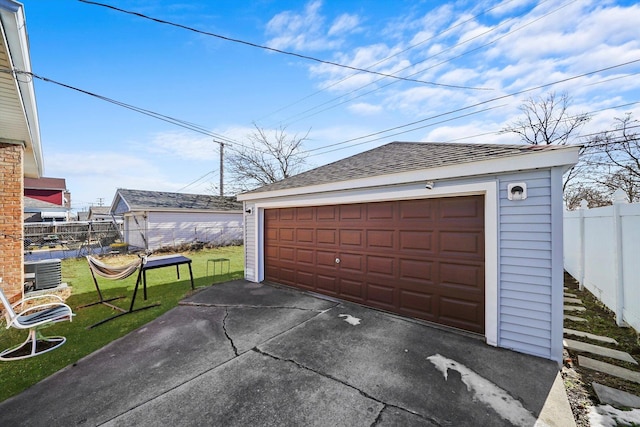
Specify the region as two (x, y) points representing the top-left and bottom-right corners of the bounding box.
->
(116, 189), (242, 211)
(242, 141), (574, 195)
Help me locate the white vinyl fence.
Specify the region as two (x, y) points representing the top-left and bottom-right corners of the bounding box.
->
(564, 190), (640, 331)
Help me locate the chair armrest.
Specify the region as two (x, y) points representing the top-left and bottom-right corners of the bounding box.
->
(12, 294), (65, 309)
(13, 301), (72, 317)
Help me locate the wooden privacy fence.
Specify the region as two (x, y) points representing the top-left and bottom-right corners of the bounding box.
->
(564, 189), (640, 331)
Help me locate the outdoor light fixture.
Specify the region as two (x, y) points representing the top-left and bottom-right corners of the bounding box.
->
(507, 182), (527, 201)
(245, 208), (253, 214)
(425, 181), (435, 190)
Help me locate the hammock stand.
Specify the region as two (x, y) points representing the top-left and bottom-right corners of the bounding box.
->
(80, 256), (160, 328)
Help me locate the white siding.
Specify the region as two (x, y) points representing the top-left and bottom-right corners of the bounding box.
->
(244, 202), (256, 281)
(124, 214), (147, 249)
(144, 211), (243, 250)
(497, 170), (556, 360)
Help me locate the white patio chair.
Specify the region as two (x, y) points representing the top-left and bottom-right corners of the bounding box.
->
(0, 285), (74, 361)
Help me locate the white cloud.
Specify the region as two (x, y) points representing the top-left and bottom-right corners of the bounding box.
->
(148, 131), (217, 160)
(265, 0), (353, 52)
(348, 102), (383, 115)
(329, 13), (360, 36)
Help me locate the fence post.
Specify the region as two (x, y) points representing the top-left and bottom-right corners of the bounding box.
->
(612, 189), (628, 326)
(578, 199), (588, 291)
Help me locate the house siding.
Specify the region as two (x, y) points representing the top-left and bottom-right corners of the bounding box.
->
(497, 170), (555, 360)
(145, 211), (243, 250)
(124, 213), (147, 249)
(244, 203), (256, 281)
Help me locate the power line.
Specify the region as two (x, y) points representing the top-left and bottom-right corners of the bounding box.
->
(256, 0), (530, 124)
(1, 67), (244, 148)
(306, 59), (640, 157)
(280, 0), (577, 128)
(78, 0), (492, 91)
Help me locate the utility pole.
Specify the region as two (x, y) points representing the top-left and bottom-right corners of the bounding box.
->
(219, 141), (224, 197)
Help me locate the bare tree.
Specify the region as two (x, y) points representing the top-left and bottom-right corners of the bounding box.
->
(564, 184), (611, 210)
(501, 92), (590, 146)
(228, 124), (310, 192)
(501, 92), (591, 194)
(583, 113), (640, 203)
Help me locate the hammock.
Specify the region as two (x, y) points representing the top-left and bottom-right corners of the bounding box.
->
(78, 256), (146, 312)
(86, 256), (143, 280)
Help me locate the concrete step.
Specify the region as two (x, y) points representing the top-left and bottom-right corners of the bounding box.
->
(564, 297), (583, 305)
(563, 328), (618, 345)
(578, 356), (640, 384)
(592, 382), (640, 408)
(564, 315), (587, 322)
(564, 339), (637, 365)
(564, 292), (578, 298)
(564, 305), (586, 312)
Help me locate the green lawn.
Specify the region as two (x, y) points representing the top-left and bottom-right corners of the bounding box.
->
(0, 246), (244, 402)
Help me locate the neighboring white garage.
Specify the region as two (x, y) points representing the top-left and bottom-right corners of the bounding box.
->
(238, 142), (580, 363)
(111, 189), (243, 251)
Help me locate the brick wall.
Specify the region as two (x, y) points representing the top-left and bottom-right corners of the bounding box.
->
(0, 143), (25, 302)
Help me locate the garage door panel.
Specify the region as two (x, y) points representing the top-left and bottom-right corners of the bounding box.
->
(296, 228), (314, 244)
(340, 278), (364, 299)
(367, 255), (395, 277)
(296, 207), (314, 221)
(265, 196), (485, 334)
(317, 206), (337, 220)
(367, 282), (395, 307)
(296, 248), (314, 265)
(279, 228), (294, 242)
(399, 200), (435, 220)
(367, 229), (395, 250)
(279, 267), (296, 284)
(400, 289), (434, 316)
(296, 270), (315, 289)
(399, 231), (434, 252)
(339, 253), (364, 272)
(367, 202), (395, 220)
(399, 258), (434, 282)
(439, 198), (482, 222)
(439, 298), (483, 333)
(317, 275), (338, 293)
(440, 263), (483, 289)
(340, 204), (364, 220)
(317, 229), (337, 245)
(265, 244), (278, 259)
(317, 251), (337, 267)
(340, 229), (363, 247)
(279, 246), (295, 262)
(439, 231), (483, 258)
(279, 208), (295, 220)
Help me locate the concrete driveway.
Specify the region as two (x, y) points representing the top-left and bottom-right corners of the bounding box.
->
(0, 280), (574, 426)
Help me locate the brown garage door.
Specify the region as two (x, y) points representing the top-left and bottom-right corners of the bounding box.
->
(264, 196), (485, 334)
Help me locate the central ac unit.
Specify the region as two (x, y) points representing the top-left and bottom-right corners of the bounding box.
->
(24, 259), (62, 290)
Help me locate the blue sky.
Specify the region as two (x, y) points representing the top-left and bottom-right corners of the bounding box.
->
(19, 0), (640, 211)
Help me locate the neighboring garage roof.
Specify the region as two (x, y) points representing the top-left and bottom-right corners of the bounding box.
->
(112, 188), (242, 214)
(239, 141), (580, 200)
(23, 196), (65, 210)
(24, 177), (67, 190)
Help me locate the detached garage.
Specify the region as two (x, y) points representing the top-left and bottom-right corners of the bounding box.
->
(238, 142), (579, 363)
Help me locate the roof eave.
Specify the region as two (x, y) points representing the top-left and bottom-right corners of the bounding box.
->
(0, 1), (43, 177)
(238, 145), (580, 202)
(125, 208), (243, 214)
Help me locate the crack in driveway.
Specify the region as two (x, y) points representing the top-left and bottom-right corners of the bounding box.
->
(222, 307), (239, 357)
(252, 347), (442, 427)
(179, 301), (328, 312)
